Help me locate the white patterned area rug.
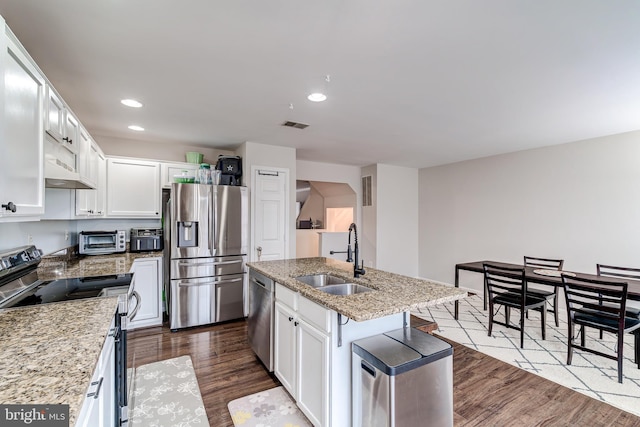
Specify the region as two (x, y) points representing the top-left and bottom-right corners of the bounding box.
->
(228, 386), (312, 427)
(129, 355), (210, 426)
(412, 294), (640, 417)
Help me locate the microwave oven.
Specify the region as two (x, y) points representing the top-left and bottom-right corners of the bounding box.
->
(79, 230), (126, 255)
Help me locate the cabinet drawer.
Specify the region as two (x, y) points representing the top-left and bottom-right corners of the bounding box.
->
(299, 296), (331, 333)
(276, 283), (298, 310)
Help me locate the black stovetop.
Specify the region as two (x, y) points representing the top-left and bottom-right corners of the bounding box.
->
(8, 273), (133, 307)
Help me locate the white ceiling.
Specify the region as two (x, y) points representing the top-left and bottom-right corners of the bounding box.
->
(0, 1), (639, 168)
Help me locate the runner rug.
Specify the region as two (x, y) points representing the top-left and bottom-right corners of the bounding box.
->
(228, 386), (312, 427)
(129, 355), (210, 426)
(412, 294), (640, 417)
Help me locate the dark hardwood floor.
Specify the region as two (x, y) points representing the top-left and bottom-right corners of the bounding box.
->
(128, 317), (640, 427)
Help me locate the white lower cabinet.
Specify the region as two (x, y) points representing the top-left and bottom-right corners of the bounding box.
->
(272, 282), (406, 426)
(127, 257), (163, 330)
(76, 318), (116, 427)
(274, 284), (330, 426)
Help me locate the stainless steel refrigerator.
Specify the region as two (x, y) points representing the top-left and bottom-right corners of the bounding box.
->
(164, 183), (248, 330)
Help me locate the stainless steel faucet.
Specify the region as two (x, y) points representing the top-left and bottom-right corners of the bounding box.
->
(348, 223), (366, 278)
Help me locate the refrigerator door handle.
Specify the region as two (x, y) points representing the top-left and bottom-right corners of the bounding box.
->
(178, 277), (243, 287)
(211, 186), (218, 253)
(176, 259), (242, 267)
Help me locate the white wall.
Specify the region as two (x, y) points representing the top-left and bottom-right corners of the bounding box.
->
(361, 164), (377, 268)
(418, 130), (640, 291)
(376, 164), (419, 276)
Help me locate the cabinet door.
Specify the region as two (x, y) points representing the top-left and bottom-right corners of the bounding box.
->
(106, 158), (161, 217)
(0, 34), (45, 219)
(76, 140), (103, 216)
(128, 257), (163, 330)
(297, 319), (330, 426)
(161, 162), (200, 188)
(76, 320), (116, 427)
(94, 150), (106, 216)
(45, 85), (64, 143)
(63, 109), (79, 154)
(274, 301), (297, 397)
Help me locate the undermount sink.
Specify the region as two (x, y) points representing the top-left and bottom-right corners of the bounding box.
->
(295, 273), (347, 287)
(316, 283), (373, 296)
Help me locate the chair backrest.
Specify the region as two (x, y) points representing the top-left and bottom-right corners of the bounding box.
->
(561, 275), (628, 333)
(524, 256), (564, 270)
(597, 264), (640, 281)
(483, 263), (526, 302)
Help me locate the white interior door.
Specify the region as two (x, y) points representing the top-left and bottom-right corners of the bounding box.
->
(252, 167), (289, 262)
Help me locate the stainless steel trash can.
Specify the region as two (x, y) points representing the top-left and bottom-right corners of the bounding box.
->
(352, 328), (453, 427)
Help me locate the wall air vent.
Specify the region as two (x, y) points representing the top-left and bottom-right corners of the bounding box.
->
(282, 121), (309, 129)
(362, 175), (372, 207)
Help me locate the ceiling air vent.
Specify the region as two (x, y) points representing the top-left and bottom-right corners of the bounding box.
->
(282, 121), (309, 129)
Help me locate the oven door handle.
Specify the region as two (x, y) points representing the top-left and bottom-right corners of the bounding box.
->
(128, 290), (141, 320)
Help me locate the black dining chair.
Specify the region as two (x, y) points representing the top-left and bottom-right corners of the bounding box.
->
(561, 274), (640, 383)
(524, 256), (564, 327)
(597, 264), (640, 319)
(483, 263), (547, 349)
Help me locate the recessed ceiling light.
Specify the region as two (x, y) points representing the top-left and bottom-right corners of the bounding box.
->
(307, 92), (327, 102)
(128, 125), (144, 131)
(121, 99), (143, 108)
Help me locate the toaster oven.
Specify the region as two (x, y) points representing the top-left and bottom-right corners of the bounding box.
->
(130, 228), (164, 252)
(79, 230), (126, 255)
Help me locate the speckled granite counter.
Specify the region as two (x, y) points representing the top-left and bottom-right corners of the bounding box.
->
(38, 251), (163, 281)
(247, 257), (467, 321)
(0, 297), (119, 425)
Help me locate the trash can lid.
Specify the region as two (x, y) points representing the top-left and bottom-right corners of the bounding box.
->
(384, 328), (453, 365)
(352, 334), (421, 376)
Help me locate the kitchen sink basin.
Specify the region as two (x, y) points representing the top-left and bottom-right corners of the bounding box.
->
(295, 274), (347, 287)
(316, 283), (373, 296)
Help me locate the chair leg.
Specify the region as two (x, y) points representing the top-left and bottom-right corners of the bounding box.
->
(487, 302), (493, 337)
(635, 332), (639, 368)
(581, 325), (585, 347)
(553, 293), (559, 327)
(505, 306), (511, 326)
(617, 331), (624, 384)
(520, 309), (525, 349)
(540, 306), (547, 340)
(567, 321), (573, 365)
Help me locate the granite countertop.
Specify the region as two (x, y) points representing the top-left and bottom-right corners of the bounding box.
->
(37, 251), (163, 281)
(247, 257), (467, 321)
(0, 297), (119, 425)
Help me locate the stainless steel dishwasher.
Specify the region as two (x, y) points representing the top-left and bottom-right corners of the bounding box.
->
(248, 268), (275, 371)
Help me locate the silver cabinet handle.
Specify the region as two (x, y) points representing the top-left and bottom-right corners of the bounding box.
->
(129, 290), (141, 320)
(87, 377), (104, 399)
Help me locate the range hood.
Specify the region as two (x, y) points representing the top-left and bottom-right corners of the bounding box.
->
(44, 153), (95, 190)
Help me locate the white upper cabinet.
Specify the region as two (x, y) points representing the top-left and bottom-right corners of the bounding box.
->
(76, 139), (105, 217)
(63, 108), (79, 154)
(160, 161), (200, 188)
(106, 157), (161, 218)
(45, 86), (64, 142)
(0, 24), (45, 219)
(45, 84), (79, 155)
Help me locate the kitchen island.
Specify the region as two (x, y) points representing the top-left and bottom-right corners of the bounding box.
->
(248, 257), (466, 427)
(0, 297), (119, 426)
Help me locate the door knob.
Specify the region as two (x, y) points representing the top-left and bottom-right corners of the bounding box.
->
(257, 246), (262, 260)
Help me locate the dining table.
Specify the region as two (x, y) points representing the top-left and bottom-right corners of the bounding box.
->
(453, 261), (640, 320)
